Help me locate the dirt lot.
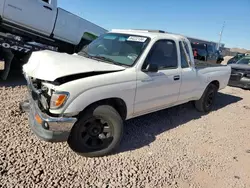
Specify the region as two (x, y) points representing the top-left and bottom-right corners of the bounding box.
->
(221, 56), (233, 65)
(0, 70), (250, 188)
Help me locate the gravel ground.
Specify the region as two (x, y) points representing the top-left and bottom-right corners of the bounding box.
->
(0, 77), (250, 187)
(221, 56), (233, 65)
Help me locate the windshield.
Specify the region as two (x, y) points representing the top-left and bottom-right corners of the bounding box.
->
(78, 33), (150, 66)
(236, 57), (250, 65)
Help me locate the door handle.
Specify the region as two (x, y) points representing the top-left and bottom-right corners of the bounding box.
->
(173, 75), (180, 81)
(43, 5), (52, 10)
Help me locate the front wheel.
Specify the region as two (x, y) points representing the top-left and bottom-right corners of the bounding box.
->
(195, 83), (218, 112)
(67, 105), (123, 157)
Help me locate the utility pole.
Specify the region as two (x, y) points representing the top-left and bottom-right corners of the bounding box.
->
(217, 21), (225, 50)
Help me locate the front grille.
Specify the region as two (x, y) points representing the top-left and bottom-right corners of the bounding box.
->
(232, 68), (250, 74)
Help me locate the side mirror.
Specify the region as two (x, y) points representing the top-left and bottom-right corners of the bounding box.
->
(145, 64), (158, 72)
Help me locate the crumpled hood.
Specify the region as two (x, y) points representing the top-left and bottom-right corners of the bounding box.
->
(23, 50), (125, 81)
(229, 64), (250, 71)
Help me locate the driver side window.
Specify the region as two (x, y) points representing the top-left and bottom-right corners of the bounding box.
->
(143, 40), (177, 70)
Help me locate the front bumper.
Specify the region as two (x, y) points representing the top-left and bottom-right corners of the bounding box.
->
(23, 75), (77, 142)
(228, 74), (250, 89)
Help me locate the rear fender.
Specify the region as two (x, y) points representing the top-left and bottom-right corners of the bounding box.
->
(202, 68), (230, 92)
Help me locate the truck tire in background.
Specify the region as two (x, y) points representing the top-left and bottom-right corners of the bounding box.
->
(0, 48), (14, 80)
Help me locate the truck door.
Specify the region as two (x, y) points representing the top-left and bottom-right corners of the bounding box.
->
(134, 39), (181, 115)
(3, 0), (57, 36)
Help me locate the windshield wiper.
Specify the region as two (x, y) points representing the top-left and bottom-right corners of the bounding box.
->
(91, 55), (128, 67)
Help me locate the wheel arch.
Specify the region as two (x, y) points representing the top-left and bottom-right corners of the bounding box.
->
(197, 80), (220, 100)
(209, 80), (220, 90)
(78, 98), (128, 121)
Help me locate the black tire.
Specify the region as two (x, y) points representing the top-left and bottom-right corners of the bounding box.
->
(195, 83), (218, 112)
(0, 48), (14, 80)
(67, 105), (123, 157)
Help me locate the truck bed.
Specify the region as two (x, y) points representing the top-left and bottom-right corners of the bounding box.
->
(53, 8), (107, 45)
(194, 59), (225, 68)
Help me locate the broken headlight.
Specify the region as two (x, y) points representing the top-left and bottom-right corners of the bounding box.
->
(50, 91), (69, 109)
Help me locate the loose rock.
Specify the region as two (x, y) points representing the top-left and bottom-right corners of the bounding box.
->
(1, 79), (250, 187)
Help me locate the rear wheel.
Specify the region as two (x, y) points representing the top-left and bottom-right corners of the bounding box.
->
(195, 83), (218, 112)
(67, 105), (123, 157)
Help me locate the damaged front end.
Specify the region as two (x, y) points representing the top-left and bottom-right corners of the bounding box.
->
(20, 74), (77, 142)
(229, 68), (250, 89)
(24, 75), (53, 113)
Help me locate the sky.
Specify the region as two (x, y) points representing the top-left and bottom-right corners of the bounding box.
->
(58, 0), (250, 49)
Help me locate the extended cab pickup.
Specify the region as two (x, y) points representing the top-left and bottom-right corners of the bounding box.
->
(0, 0), (107, 53)
(21, 29), (231, 157)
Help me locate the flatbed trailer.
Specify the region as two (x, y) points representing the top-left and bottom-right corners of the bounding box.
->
(0, 31), (58, 80)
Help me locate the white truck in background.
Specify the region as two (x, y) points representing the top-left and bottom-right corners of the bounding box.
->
(21, 29), (231, 157)
(0, 0), (107, 52)
(0, 0), (107, 79)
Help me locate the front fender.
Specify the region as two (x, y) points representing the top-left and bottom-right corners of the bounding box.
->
(61, 82), (136, 119)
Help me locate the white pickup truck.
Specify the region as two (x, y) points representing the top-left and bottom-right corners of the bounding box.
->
(21, 29), (231, 157)
(0, 0), (107, 53)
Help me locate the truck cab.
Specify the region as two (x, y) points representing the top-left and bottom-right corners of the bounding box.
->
(0, 0), (57, 36)
(0, 0), (58, 37)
